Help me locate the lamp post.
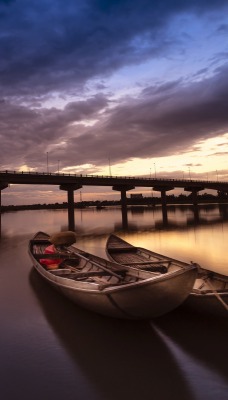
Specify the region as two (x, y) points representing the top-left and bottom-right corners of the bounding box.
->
(108, 157), (112, 176)
(47, 152), (49, 173)
(154, 163), (157, 179)
(58, 160), (60, 174)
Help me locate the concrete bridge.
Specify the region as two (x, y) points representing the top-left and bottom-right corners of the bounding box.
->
(1, 170), (228, 230)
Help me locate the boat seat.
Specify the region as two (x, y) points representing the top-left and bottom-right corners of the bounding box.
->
(142, 265), (168, 273)
(50, 268), (73, 275)
(50, 269), (127, 279)
(109, 247), (137, 253)
(35, 254), (79, 263)
(72, 269), (127, 279)
(31, 239), (50, 245)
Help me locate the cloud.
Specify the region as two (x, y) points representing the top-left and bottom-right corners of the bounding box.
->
(71, 64), (228, 164)
(0, 0), (228, 100)
(1, 0), (228, 176)
(0, 94), (109, 168)
(1, 63), (228, 171)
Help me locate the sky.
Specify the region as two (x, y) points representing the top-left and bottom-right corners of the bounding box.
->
(1, 0), (228, 205)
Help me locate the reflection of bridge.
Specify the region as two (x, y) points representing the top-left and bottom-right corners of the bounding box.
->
(1, 171), (228, 230)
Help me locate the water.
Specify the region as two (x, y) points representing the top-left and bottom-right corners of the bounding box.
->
(0, 204), (227, 400)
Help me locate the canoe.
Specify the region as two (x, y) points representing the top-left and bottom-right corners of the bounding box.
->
(106, 235), (228, 317)
(28, 231), (197, 320)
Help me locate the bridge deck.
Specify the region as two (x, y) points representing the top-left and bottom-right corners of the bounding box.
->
(0, 171), (227, 191)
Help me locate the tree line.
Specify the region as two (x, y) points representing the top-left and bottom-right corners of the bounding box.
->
(1, 192), (228, 212)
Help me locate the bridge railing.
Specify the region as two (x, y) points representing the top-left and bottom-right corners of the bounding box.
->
(0, 169), (227, 184)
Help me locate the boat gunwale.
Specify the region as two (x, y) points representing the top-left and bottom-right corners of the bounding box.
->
(106, 235), (228, 303)
(29, 251), (197, 294)
(29, 232), (197, 294)
(106, 235), (192, 269)
(106, 235), (228, 280)
(27, 231), (202, 319)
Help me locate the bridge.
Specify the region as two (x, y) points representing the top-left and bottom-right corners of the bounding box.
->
(1, 170), (228, 230)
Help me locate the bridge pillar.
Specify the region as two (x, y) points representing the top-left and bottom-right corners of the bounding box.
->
(184, 187), (204, 206)
(217, 190), (228, 202)
(113, 185), (135, 229)
(0, 183), (8, 235)
(153, 186), (174, 223)
(60, 184), (82, 231)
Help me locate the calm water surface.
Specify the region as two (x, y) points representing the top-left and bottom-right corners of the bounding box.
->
(0, 204), (227, 400)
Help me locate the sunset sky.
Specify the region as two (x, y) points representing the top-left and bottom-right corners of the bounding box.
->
(1, 0), (228, 205)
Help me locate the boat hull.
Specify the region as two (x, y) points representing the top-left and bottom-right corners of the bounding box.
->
(32, 259), (196, 319)
(106, 235), (228, 317)
(29, 232), (197, 319)
(182, 291), (228, 318)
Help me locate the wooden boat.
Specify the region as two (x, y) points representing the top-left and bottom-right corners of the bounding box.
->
(28, 232), (197, 320)
(106, 235), (228, 317)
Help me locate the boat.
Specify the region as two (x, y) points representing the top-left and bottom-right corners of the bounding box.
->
(28, 231), (197, 320)
(106, 235), (228, 317)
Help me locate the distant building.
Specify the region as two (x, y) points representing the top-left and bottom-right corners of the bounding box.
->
(130, 194), (143, 199)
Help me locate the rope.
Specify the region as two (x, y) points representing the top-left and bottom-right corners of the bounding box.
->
(205, 278), (228, 312)
(191, 261), (228, 312)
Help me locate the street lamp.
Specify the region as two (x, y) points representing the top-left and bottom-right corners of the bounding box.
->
(58, 160), (60, 174)
(108, 157), (112, 176)
(47, 152), (49, 173)
(154, 163), (157, 178)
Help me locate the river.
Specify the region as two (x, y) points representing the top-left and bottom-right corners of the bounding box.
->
(0, 204), (227, 400)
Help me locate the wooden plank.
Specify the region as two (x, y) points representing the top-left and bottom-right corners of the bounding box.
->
(67, 270), (126, 278)
(35, 253), (78, 260)
(108, 247), (137, 253)
(121, 260), (169, 265)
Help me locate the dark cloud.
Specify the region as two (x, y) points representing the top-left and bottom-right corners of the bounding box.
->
(0, 0), (228, 175)
(83, 64), (228, 163)
(0, 94), (109, 168)
(0, 0), (227, 99)
(1, 63), (228, 171)
(216, 23), (228, 33)
(55, 65), (228, 167)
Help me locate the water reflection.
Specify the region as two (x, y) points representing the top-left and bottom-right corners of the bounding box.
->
(29, 269), (195, 400)
(153, 308), (228, 387)
(0, 213), (227, 400)
(29, 269), (228, 400)
(1, 205), (228, 275)
(125, 204), (228, 230)
(152, 321), (228, 400)
(1, 204), (228, 234)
